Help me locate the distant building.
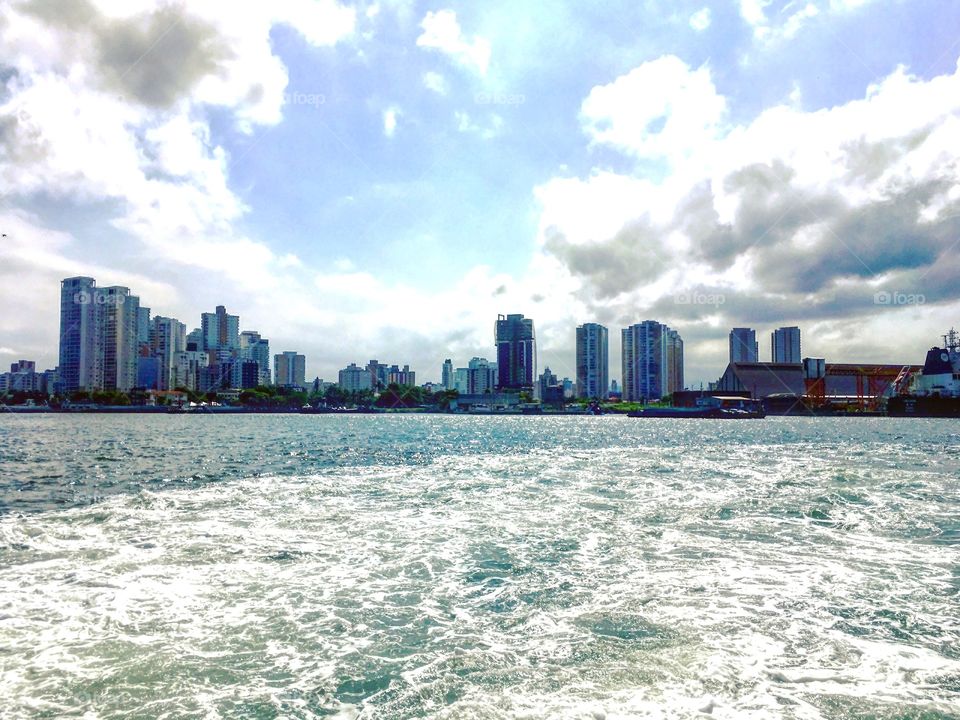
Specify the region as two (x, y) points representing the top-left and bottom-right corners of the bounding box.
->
(454, 358), (497, 394)
(538, 367), (564, 405)
(275, 351), (306, 388)
(366, 360), (389, 390)
(622, 321), (683, 401)
(729, 328), (758, 364)
(136, 306), (151, 350)
(387, 364), (416, 386)
(59, 277), (101, 393)
(772, 326), (801, 364)
(151, 316), (186, 391)
(201, 305), (240, 353)
(241, 331), (271, 386)
(339, 363), (373, 392)
(495, 313), (536, 390)
(442, 359), (454, 390)
(665, 328), (684, 395)
(576, 323), (609, 399)
(97, 286), (139, 393)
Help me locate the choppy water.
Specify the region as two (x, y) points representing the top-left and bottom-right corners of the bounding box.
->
(0, 415), (958, 719)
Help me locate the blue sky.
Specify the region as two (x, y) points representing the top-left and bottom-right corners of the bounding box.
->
(2, 0), (960, 386)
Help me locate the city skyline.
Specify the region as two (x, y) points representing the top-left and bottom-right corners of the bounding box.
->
(2, 2), (960, 387)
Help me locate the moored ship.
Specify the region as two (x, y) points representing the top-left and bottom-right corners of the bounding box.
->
(888, 329), (960, 417)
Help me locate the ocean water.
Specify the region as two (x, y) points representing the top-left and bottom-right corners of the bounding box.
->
(0, 414), (958, 719)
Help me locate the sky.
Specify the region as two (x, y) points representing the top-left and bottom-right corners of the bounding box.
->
(2, 0), (960, 387)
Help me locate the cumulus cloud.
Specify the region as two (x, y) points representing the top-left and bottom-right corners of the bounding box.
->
(416, 9), (490, 76)
(539, 55), (960, 378)
(580, 55), (726, 162)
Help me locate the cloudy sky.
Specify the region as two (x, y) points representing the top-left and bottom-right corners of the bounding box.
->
(2, 0), (960, 386)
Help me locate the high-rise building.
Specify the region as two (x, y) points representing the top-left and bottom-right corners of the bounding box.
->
(729, 327), (758, 364)
(240, 330), (271, 386)
(136, 306), (151, 350)
(771, 326), (802, 364)
(387, 364), (416, 386)
(454, 358), (497, 394)
(201, 305), (240, 353)
(665, 328), (684, 395)
(59, 277), (101, 393)
(339, 363), (373, 392)
(442, 359), (454, 390)
(151, 316), (186, 390)
(622, 321), (683, 401)
(575, 323), (609, 399)
(97, 286), (139, 392)
(495, 313), (536, 390)
(275, 351), (306, 388)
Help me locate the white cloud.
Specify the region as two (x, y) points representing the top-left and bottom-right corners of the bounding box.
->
(580, 55), (726, 163)
(538, 57), (960, 379)
(422, 71), (449, 95)
(416, 9), (490, 76)
(454, 110), (503, 139)
(383, 106), (401, 137)
(689, 7), (712, 31)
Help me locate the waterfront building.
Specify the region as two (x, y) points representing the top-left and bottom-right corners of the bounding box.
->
(387, 364), (416, 386)
(59, 277), (101, 393)
(495, 313), (536, 390)
(241, 331), (271, 386)
(275, 351), (306, 388)
(442, 359), (454, 390)
(96, 286), (139, 393)
(575, 323), (609, 399)
(201, 305), (240, 353)
(186, 328), (202, 351)
(136, 306), (151, 351)
(772, 326), (802, 364)
(729, 328), (758, 364)
(665, 328), (685, 395)
(538, 367), (564, 404)
(622, 321), (684, 402)
(339, 363), (373, 392)
(151, 316), (186, 391)
(453, 358), (497, 395)
(137, 354), (159, 390)
(366, 360), (389, 390)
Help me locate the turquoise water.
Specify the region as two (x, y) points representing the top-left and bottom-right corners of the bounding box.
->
(0, 415), (958, 718)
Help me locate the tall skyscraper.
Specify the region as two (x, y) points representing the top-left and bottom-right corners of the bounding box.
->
(729, 327), (758, 363)
(59, 277), (101, 393)
(442, 359), (454, 390)
(275, 351), (306, 388)
(151, 316), (186, 390)
(97, 286), (139, 392)
(575, 323), (609, 399)
(665, 328), (684, 395)
(201, 305), (240, 353)
(622, 321), (683, 401)
(241, 330), (271, 386)
(772, 326), (802, 363)
(136, 306), (151, 350)
(495, 313), (536, 390)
